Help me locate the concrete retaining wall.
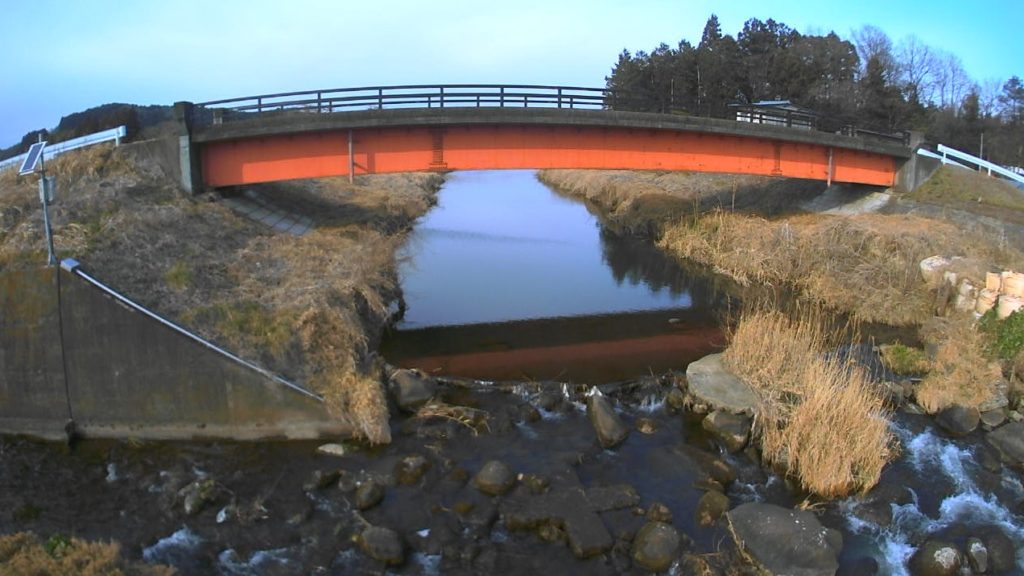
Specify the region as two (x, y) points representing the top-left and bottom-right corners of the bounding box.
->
(0, 265), (350, 441)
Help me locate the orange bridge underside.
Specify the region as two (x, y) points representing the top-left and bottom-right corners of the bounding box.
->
(200, 125), (898, 188)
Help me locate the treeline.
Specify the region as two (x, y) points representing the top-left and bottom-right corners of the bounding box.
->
(0, 103), (173, 161)
(606, 15), (1024, 168)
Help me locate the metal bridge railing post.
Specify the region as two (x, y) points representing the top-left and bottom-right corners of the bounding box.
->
(378, 88), (383, 110)
(500, 87), (505, 108)
(440, 86), (445, 109)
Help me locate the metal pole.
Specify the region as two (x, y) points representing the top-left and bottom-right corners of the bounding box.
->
(348, 130), (354, 184)
(41, 181), (56, 266)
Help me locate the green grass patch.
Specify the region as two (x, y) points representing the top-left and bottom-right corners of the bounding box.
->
(186, 301), (296, 361)
(908, 165), (1024, 212)
(879, 343), (931, 375)
(163, 261), (192, 291)
(980, 309), (1024, 360)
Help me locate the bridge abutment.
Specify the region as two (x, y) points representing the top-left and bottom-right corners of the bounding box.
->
(173, 101), (203, 195)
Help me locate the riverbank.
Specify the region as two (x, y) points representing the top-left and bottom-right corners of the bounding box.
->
(0, 140), (443, 442)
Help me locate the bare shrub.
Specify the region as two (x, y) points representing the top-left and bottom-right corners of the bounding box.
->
(724, 309), (895, 497)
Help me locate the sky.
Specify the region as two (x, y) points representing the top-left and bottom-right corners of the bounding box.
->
(1, 0), (1021, 147)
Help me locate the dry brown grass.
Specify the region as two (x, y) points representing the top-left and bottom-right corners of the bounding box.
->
(660, 211), (1024, 325)
(538, 169), (823, 236)
(0, 141), (442, 443)
(724, 309), (895, 498)
(0, 532), (173, 575)
(413, 401), (490, 435)
(916, 316), (1004, 413)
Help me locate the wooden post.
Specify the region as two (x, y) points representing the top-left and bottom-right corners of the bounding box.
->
(348, 130), (354, 184)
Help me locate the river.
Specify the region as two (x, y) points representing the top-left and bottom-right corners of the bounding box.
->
(381, 170), (728, 383)
(0, 170), (1021, 574)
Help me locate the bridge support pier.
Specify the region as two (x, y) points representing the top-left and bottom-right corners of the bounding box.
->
(173, 101), (203, 195)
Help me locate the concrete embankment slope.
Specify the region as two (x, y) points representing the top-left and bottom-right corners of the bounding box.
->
(0, 262), (349, 441)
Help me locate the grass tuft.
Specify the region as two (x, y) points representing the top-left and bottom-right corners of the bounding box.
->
(0, 531), (174, 575)
(723, 308), (895, 498)
(917, 316), (1004, 413)
(879, 343), (931, 375)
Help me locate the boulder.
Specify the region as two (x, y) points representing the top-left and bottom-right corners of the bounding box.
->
(536, 390), (564, 412)
(909, 539), (962, 576)
(702, 410), (751, 452)
(632, 522), (682, 572)
(394, 454), (431, 485)
(389, 369), (436, 412)
(357, 525), (405, 566)
(587, 394), (629, 449)
(685, 354), (758, 415)
(966, 537), (987, 574)
(696, 490), (730, 527)
(316, 443), (347, 457)
(935, 405), (980, 437)
(665, 387), (688, 413)
(303, 469), (341, 492)
(728, 503), (842, 576)
(355, 479), (385, 510)
(981, 408), (1008, 429)
(980, 527), (1017, 573)
(473, 460), (515, 496)
(645, 502), (673, 524)
(986, 421), (1024, 467)
(178, 479), (217, 516)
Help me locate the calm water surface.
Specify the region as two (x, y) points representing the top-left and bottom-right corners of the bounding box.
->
(382, 170), (729, 382)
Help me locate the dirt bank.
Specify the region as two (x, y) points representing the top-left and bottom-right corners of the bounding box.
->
(0, 140), (443, 442)
(537, 169), (826, 237)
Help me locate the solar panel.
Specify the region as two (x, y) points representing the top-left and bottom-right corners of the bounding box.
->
(19, 141), (47, 176)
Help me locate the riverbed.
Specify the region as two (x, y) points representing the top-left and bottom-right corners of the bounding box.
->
(1, 170), (1023, 574)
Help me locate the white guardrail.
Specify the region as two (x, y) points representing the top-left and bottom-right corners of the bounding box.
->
(917, 144), (1024, 186)
(0, 125), (127, 172)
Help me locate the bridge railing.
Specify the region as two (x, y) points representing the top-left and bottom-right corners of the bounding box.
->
(198, 84), (615, 120)
(192, 83), (911, 146)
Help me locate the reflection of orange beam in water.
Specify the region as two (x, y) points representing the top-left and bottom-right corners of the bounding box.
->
(396, 328), (726, 383)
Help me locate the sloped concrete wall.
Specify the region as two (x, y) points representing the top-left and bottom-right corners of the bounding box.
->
(0, 267), (70, 440)
(0, 266), (350, 440)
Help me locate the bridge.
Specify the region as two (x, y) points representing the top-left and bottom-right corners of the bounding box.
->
(173, 84), (915, 192)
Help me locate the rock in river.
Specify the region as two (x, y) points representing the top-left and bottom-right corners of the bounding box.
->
(986, 421), (1024, 467)
(587, 393), (629, 449)
(728, 502), (842, 576)
(474, 460), (516, 496)
(935, 404), (979, 437)
(632, 522), (682, 572)
(357, 525), (405, 566)
(389, 369), (436, 412)
(909, 539), (962, 576)
(685, 354), (758, 415)
(702, 409), (751, 453)
(695, 490), (730, 527)
(355, 479), (385, 510)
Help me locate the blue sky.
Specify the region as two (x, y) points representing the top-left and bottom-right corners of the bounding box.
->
(1, 0), (1020, 147)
